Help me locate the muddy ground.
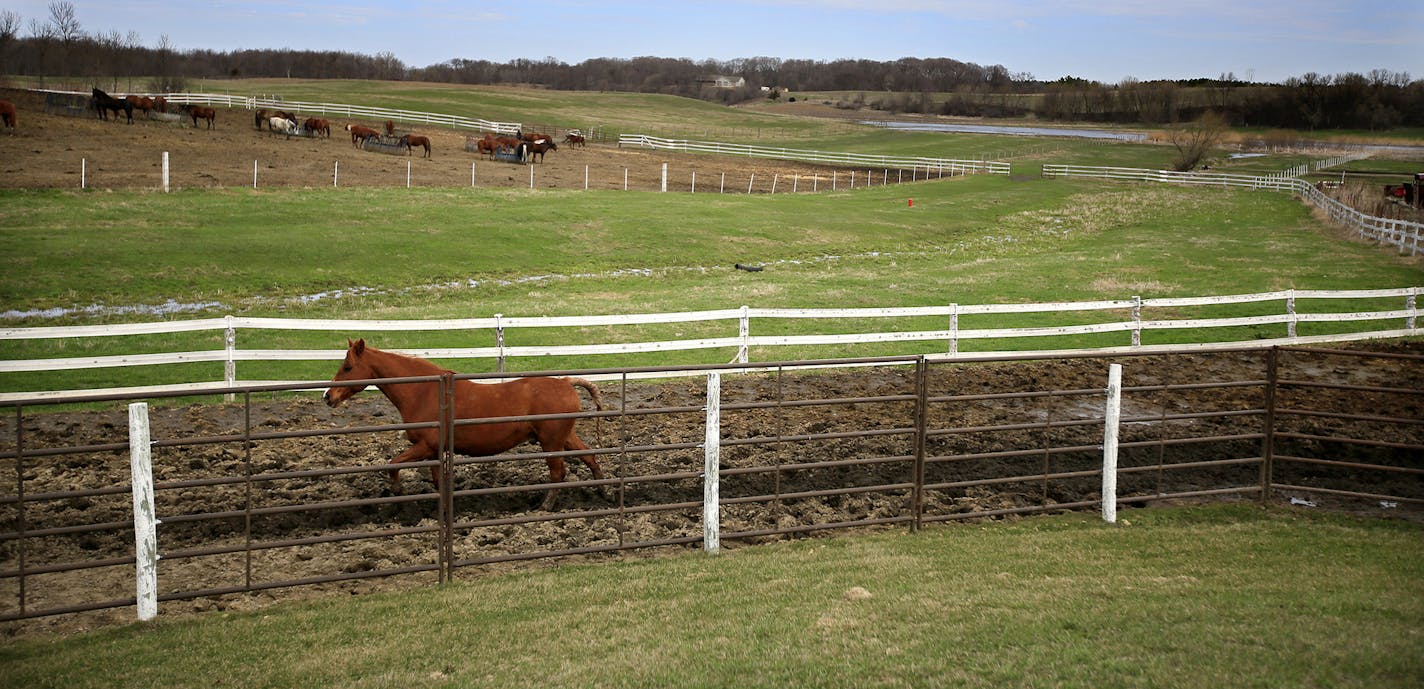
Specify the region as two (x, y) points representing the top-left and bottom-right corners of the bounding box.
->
(2, 344), (1421, 638)
(0, 88), (885, 192)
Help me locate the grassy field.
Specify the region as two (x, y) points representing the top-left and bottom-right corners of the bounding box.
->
(1, 78), (1421, 392)
(2, 504), (1421, 688)
(3, 174), (1421, 391)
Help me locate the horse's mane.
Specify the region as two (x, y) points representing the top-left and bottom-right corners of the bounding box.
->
(369, 346), (455, 376)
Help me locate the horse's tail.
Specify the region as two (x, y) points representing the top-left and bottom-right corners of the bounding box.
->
(567, 377), (604, 447)
(566, 377), (603, 411)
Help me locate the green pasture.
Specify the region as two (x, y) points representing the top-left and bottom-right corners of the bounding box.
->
(2, 78), (1421, 393)
(2, 172), (1420, 393)
(3, 504), (1421, 688)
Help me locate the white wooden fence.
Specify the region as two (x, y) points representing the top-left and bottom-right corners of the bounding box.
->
(2, 288), (1418, 401)
(619, 134), (1011, 176)
(1043, 164), (1424, 255)
(153, 92), (523, 135)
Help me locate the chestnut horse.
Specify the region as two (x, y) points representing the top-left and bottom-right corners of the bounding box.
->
(475, 133), (497, 157)
(562, 133), (586, 147)
(400, 134), (432, 158)
(125, 95), (155, 116)
(345, 123), (380, 147)
(323, 339), (606, 509)
(304, 117), (331, 138)
(0, 99), (15, 129)
(181, 104), (216, 129)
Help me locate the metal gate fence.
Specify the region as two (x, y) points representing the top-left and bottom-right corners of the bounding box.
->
(2, 346), (1420, 623)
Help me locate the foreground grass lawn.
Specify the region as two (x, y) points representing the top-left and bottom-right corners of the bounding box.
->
(3, 504), (1421, 688)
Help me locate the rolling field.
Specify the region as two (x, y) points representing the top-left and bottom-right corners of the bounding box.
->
(0, 81), (1421, 680)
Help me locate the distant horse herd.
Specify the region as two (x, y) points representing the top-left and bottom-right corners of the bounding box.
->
(0, 87), (583, 163)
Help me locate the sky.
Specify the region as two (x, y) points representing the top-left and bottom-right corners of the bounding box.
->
(7, 0), (1421, 84)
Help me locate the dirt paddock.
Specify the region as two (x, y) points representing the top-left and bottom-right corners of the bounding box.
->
(0, 88), (901, 193)
(2, 344), (1421, 638)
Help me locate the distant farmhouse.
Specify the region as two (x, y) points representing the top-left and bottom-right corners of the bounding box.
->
(697, 75), (746, 89)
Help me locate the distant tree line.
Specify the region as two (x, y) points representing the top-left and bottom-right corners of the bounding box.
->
(2, 3), (1419, 130)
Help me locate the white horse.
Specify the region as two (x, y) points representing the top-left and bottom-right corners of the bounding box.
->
(269, 116), (299, 139)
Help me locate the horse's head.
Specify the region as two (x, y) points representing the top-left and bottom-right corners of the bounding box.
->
(323, 339), (374, 407)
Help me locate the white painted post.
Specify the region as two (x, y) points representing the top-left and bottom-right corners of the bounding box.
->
(1408, 288), (1419, 331)
(1131, 296), (1142, 347)
(624, 167), (628, 191)
(81, 158), (86, 189)
(948, 303), (960, 355)
(584, 165), (589, 190)
(471, 162), (476, 188)
(661, 162), (668, 192)
(850, 171), (855, 188)
(529, 164), (534, 189)
(720, 172), (725, 194)
(494, 313), (506, 373)
(224, 315), (236, 402)
(883, 169), (887, 185)
(253, 160), (258, 189)
(129, 403), (159, 621)
(832, 171), (837, 191)
(737, 305), (750, 364)
(813, 174), (818, 192)
(703, 372), (721, 553)
(747, 174), (755, 194)
(161, 152), (169, 192)
(406, 160), (411, 188)
(333, 160), (339, 187)
(1102, 364), (1122, 524)
(771, 174), (778, 194)
(1286, 289), (1297, 340)
(691, 171), (696, 193)
(793, 175), (798, 193)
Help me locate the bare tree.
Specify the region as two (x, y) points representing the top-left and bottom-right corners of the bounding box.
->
(47, 1), (80, 42)
(0, 10), (21, 73)
(1168, 111), (1228, 171)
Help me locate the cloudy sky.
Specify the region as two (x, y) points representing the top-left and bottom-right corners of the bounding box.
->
(8, 0), (1420, 83)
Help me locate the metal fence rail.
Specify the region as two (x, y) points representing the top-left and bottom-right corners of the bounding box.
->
(2, 346), (1419, 623)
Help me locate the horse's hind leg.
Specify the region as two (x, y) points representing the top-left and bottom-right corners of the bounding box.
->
(540, 453), (569, 511)
(386, 442), (437, 495)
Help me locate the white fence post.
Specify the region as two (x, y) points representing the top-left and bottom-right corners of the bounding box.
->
(406, 160), (411, 189)
(661, 163), (668, 192)
(224, 315), (236, 402)
(333, 160), (339, 187)
(494, 313), (506, 373)
(948, 303), (960, 355)
(703, 372), (721, 553)
(253, 160), (258, 189)
(738, 305), (750, 364)
(1409, 288), (1419, 331)
(747, 174), (755, 194)
(691, 171), (696, 194)
(1102, 364), (1122, 523)
(81, 158), (86, 189)
(1287, 289), (1298, 340)
(129, 402), (159, 621)
(471, 162), (476, 188)
(161, 152), (169, 193)
(1131, 296), (1142, 348)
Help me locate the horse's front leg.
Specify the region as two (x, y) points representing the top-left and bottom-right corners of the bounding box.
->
(386, 442), (437, 494)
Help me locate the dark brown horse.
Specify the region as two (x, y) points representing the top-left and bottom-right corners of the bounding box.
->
(181, 104), (216, 129)
(0, 99), (15, 129)
(400, 134), (432, 158)
(92, 88), (133, 124)
(526, 139), (557, 163)
(322, 339), (606, 509)
(254, 108), (270, 130)
(345, 123), (380, 147)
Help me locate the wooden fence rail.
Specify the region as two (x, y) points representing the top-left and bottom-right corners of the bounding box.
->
(619, 134), (1011, 175)
(2, 288), (1419, 401)
(1043, 164), (1424, 255)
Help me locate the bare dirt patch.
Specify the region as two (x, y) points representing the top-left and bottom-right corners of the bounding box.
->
(2, 344), (1421, 638)
(0, 89), (870, 193)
